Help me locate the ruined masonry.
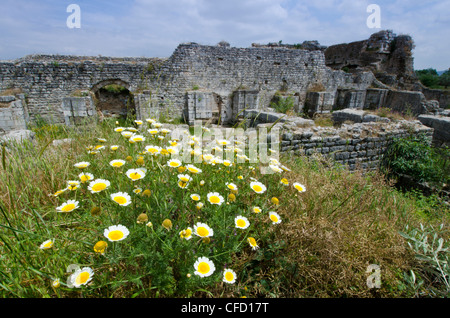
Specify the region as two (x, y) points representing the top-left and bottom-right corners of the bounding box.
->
(0, 30), (449, 167)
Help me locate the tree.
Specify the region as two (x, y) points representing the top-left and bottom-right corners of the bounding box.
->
(415, 68), (439, 88)
(438, 69), (450, 89)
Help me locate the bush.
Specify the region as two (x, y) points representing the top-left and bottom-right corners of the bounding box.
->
(270, 95), (294, 114)
(381, 134), (449, 185)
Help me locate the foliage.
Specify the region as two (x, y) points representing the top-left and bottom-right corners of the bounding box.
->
(101, 84), (129, 94)
(415, 68), (449, 89)
(399, 223), (449, 297)
(438, 69), (450, 89)
(380, 133), (449, 185)
(270, 95), (294, 114)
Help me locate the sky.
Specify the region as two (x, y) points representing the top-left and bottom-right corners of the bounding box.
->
(0, 0), (449, 71)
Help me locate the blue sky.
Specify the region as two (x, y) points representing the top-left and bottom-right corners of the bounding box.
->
(1, 0), (449, 70)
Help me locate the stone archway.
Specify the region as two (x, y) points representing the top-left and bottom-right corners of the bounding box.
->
(91, 79), (135, 118)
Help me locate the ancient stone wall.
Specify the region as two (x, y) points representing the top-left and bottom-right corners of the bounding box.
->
(0, 33), (446, 134)
(0, 95), (29, 132)
(324, 30), (416, 89)
(277, 120), (434, 171)
(0, 43), (371, 127)
(0, 56), (160, 123)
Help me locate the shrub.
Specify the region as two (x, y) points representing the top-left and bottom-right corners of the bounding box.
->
(270, 95), (294, 114)
(381, 133), (449, 185)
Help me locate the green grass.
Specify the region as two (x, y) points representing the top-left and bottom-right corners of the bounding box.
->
(0, 118), (448, 298)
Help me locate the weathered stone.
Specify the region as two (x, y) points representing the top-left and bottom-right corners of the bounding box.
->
(418, 115), (450, 145)
(332, 108), (365, 123)
(0, 129), (35, 143)
(0, 95), (15, 102)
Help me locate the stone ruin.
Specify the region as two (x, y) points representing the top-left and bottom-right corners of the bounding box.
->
(0, 30), (449, 161)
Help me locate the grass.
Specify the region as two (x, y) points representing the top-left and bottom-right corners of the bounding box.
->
(369, 107), (416, 121)
(0, 117), (448, 298)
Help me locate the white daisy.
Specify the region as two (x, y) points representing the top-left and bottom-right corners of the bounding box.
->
(56, 200), (79, 213)
(78, 172), (94, 183)
(247, 237), (260, 250)
(269, 211), (282, 224)
(250, 181), (267, 194)
(179, 227), (193, 240)
(39, 239), (54, 250)
(293, 182), (306, 193)
(129, 134), (146, 143)
(207, 192), (224, 205)
(186, 164), (202, 174)
(167, 159), (182, 168)
(110, 192), (132, 206)
(223, 269), (237, 284)
(194, 222), (214, 238)
(88, 179), (111, 193)
(126, 168), (146, 181)
(110, 159), (126, 168)
(103, 224), (130, 242)
(194, 257), (215, 278)
(69, 267), (94, 288)
(74, 162), (90, 169)
(234, 216), (250, 229)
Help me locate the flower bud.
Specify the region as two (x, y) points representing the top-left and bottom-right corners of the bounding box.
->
(162, 219), (172, 230)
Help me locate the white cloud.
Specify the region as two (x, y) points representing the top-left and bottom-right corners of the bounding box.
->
(0, 0), (448, 69)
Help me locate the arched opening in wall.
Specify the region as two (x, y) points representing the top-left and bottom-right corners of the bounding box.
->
(91, 79), (135, 119)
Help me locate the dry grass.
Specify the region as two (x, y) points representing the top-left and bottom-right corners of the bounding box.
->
(369, 107), (416, 121)
(211, 154), (443, 298)
(0, 88), (23, 96)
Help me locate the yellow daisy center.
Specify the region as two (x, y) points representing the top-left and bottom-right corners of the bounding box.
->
(197, 227), (209, 237)
(108, 230), (124, 241)
(224, 272), (234, 282)
(295, 185), (304, 191)
(252, 185), (263, 192)
(112, 162), (123, 167)
(270, 214), (279, 222)
(198, 262), (210, 274)
(61, 203), (76, 212)
(248, 237), (257, 246)
(209, 196), (221, 204)
(130, 172), (142, 180)
(75, 272), (90, 285)
(43, 241), (53, 248)
(236, 219), (247, 228)
(178, 181), (188, 188)
(113, 196), (127, 205)
(92, 183), (107, 192)
(170, 162), (179, 167)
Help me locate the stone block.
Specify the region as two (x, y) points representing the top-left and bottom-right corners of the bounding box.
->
(332, 108), (365, 123)
(418, 114), (450, 143)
